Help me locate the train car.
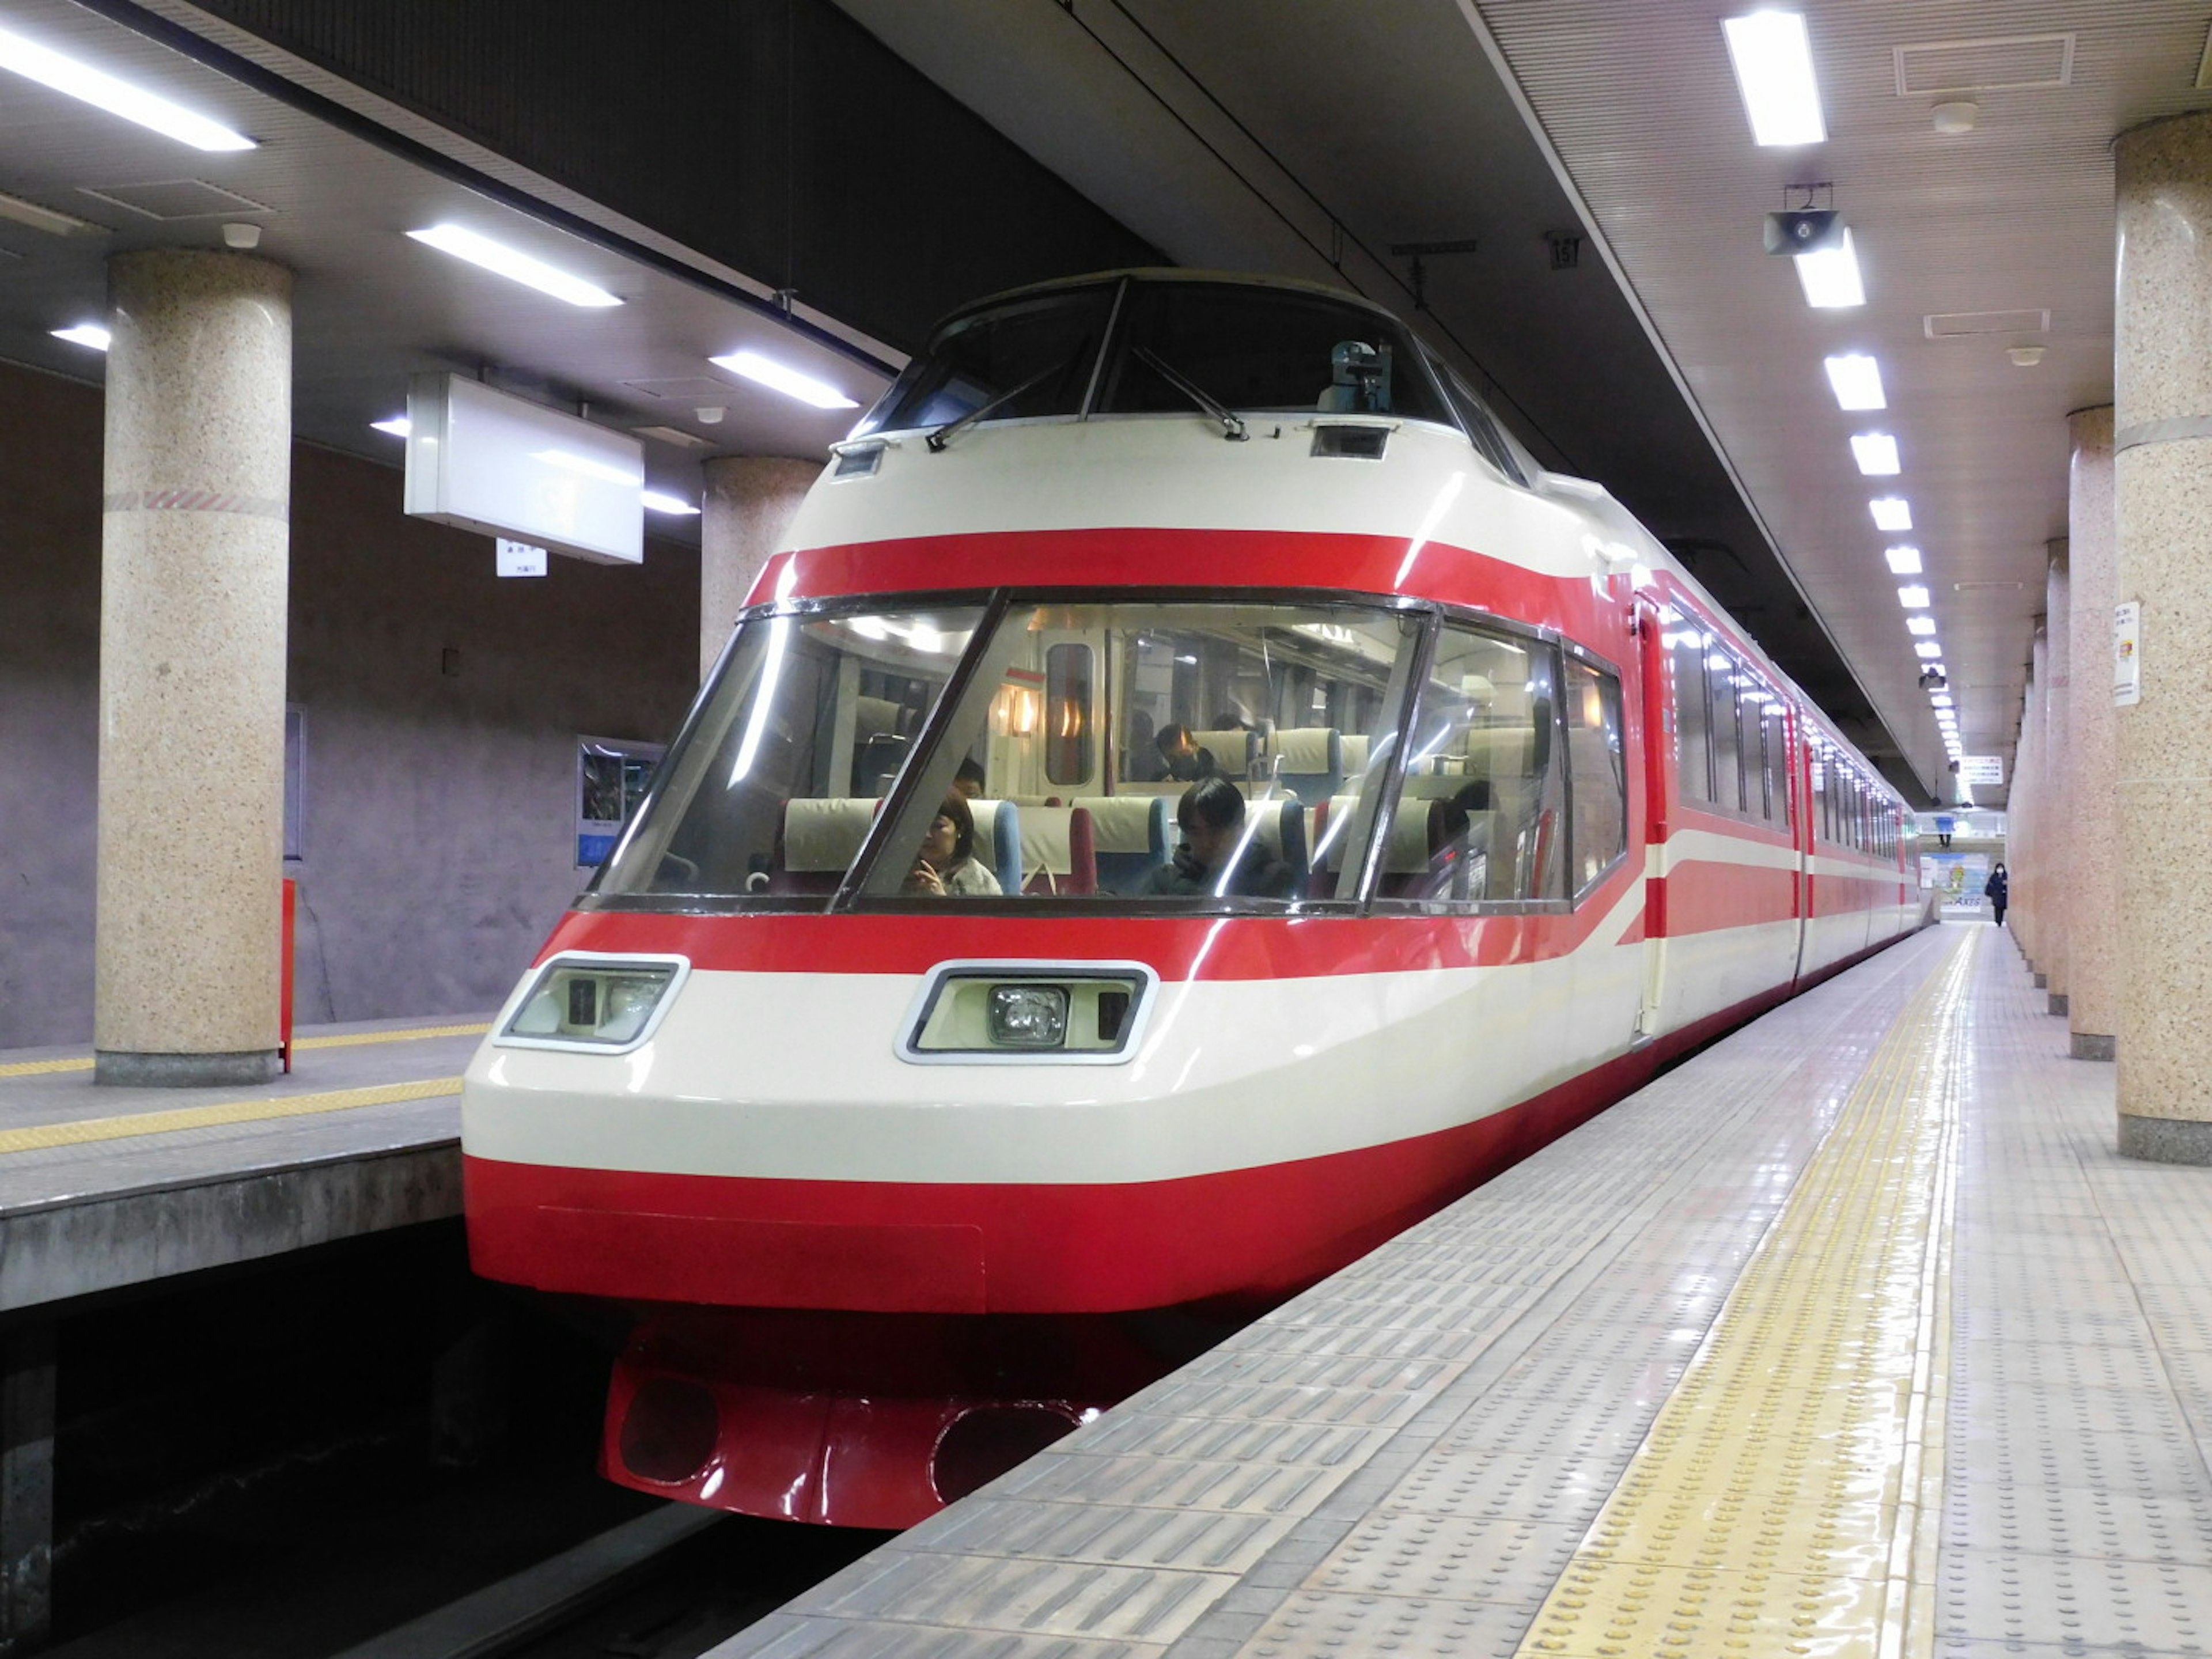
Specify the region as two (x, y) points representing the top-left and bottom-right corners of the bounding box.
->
(461, 270), (1924, 1527)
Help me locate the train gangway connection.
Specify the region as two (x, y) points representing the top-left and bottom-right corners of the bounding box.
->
(709, 921), (2210, 1659)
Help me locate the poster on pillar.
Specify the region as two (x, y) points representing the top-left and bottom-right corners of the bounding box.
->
(2115, 601), (2142, 707)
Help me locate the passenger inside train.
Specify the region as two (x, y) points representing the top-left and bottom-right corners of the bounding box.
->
(902, 793), (1002, 897)
(1134, 777), (1297, 899)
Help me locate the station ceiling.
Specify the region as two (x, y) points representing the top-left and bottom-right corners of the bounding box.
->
(5, 0), (2207, 810)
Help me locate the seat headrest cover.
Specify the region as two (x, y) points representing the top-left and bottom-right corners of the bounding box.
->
(783, 797), (878, 872)
(1192, 729), (1259, 773)
(1073, 796), (1169, 854)
(1020, 806), (1077, 875)
(1340, 733), (1372, 775)
(1275, 727), (1340, 774)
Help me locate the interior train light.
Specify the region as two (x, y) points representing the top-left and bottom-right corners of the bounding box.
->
(1851, 432), (1900, 475)
(370, 415), (410, 437)
(1796, 231), (1864, 308)
(50, 323), (109, 350)
(1885, 546), (1922, 574)
(1721, 12), (1827, 146)
(709, 349), (859, 410)
(0, 25), (254, 150)
(641, 491), (701, 516)
(1824, 354), (1885, 410)
(1870, 497), (1912, 531)
(1897, 585), (1930, 608)
(407, 224), (623, 308)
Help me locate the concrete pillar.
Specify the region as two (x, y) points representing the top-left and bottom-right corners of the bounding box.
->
(94, 251), (291, 1086)
(2066, 407), (2119, 1059)
(2115, 112), (2212, 1161)
(2042, 544), (2071, 1015)
(0, 1325), (54, 1655)
(699, 456), (822, 681)
(2018, 630), (2046, 971)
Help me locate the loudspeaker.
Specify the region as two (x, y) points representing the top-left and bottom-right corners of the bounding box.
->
(1764, 209), (1845, 256)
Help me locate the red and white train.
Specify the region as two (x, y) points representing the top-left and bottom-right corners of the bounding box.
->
(462, 270), (1923, 1527)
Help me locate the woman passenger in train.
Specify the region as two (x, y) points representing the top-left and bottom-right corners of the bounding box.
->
(1135, 777), (1295, 900)
(904, 793), (1003, 897)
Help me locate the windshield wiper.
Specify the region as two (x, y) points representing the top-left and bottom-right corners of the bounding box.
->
(926, 358), (1073, 452)
(1132, 347), (1248, 441)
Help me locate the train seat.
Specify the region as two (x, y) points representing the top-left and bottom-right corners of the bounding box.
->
(774, 797), (879, 894)
(1243, 798), (1309, 888)
(1018, 806), (1099, 896)
(1340, 732), (1371, 778)
(1274, 727), (1343, 804)
(1192, 728), (1260, 780)
(1073, 796), (1171, 892)
(963, 800), (1025, 896)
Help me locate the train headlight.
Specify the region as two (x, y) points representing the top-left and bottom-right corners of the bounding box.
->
(900, 962), (1157, 1065)
(497, 955), (688, 1054)
(987, 985), (1068, 1048)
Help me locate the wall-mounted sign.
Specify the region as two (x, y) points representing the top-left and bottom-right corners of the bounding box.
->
(1957, 755), (2005, 786)
(2115, 600), (2142, 707)
(405, 373), (645, 565)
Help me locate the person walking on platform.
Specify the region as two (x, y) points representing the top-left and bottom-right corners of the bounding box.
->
(1984, 861), (2009, 926)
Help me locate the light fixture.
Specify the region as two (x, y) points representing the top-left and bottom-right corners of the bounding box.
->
(0, 25), (254, 151)
(641, 490), (700, 516)
(1931, 693), (1954, 709)
(2008, 345), (2046, 368)
(370, 415), (410, 437)
(1824, 353), (1885, 411)
(1721, 12), (1827, 146)
(1932, 100), (1980, 135)
(1884, 546), (1922, 575)
(1870, 497), (1912, 531)
(1915, 642), (1943, 660)
(51, 323), (109, 351)
(0, 187), (102, 237)
(709, 349), (858, 410)
(406, 224), (622, 308)
(1897, 585), (1930, 608)
(1851, 432), (1900, 475)
(1907, 616), (1937, 635)
(1795, 230), (1865, 308)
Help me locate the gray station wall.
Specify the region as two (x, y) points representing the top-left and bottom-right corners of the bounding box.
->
(0, 359), (699, 1048)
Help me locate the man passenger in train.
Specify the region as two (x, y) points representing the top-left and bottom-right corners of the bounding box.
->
(951, 756), (987, 800)
(1136, 777), (1295, 900)
(904, 793), (1002, 896)
(1154, 724), (1218, 783)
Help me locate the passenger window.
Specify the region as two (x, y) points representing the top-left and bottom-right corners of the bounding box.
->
(1671, 625), (1713, 805)
(1565, 659), (1627, 896)
(1761, 702), (1790, 828)
(1707, 650), (1744, 813)
(1374, 624), (1563, 906)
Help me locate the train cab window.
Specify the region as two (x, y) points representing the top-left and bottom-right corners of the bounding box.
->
(1096, 282), (1455, 426)
(1370, 623), (1564, 908)
(1669, 624), (1713, 805)
(1564, 659), (1627, 896)
(858, 283), (1118, 435)
(590, 606), (985, 901)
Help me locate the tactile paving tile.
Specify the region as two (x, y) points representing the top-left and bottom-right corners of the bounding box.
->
(1941, 1468), (2212, 1565)
(922, 1498), (1285, 1574)
(1935, 1548), (2212, 1652)
(1521, 1557), (1889, 1655)
(1944, 1378), (2188, 1446)
(1070, 1411), (1387, 1470)
(1955, 1334), (2172, 1401)
(1243, 1589), (1534, 1659)
(813, 1552), (1228, 1643)
(1380, 1446), (1622, 1528)
(995, 1451), (1359, 1518)
(1950, 1425), (2212, 1502)
(738, 1615), (1156, 1658)
(1174, 1350), (1461, 1394)
(2135, 1282), (2212, 1351)
(1135, 1378), (1435, 1431)
(1302, 1509), (1584, 1602)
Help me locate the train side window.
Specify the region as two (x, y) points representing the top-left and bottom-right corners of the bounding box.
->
(1044, 643), (1094, 786)
(1564, 659), (1627, 896)
(1762, 702), (1791, 827)
(1707, 651), (1744, 813)
(1671, 626), (1713, 805)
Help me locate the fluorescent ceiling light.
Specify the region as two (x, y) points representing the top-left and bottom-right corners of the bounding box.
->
(709, 349), (858, 410)
(1851, 431), (1900, 475)
(1795, 230), (1864, 308)
(1824, 353), (1885, 411)
(51, 323), (109, 350)
(406, 224), (622, 308)
(1907, 616), (1937, 635)
(641, 490), (700, 516)
(1721, 12), (1827, 146)
(0, 187), (102, 237)
(0, 25), (254, 151)
(1897, 585), (1930, 608)
(1884, 546), (1922, 575)
(1870, 497), (1912, 531)
(1915, 642), (1944, 660)
(1930, 694), (1953, 708)
(370, 416), (410, 437)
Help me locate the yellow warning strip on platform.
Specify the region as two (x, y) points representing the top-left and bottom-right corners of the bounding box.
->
(1517, 927), (1974, 1659)
(0, 1022), (489, 1078)
(0, 1076), (461, 1154)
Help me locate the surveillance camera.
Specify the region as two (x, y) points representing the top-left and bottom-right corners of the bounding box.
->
(1763, 209), (1845, 256)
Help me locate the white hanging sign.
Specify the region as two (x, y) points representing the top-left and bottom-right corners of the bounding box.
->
(2115, 601), (2142, 706)
(496, 538), (548, 577)
(1957, 755), (2004, 786)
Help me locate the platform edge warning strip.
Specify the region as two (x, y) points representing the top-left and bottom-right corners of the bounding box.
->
(1514, 925), (1974, 1659)
(0, 1022), (489, 1078)
(0, 1077), (463, 1154)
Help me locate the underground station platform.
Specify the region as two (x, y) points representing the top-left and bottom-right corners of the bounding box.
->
(703, 922), (2212, 1659)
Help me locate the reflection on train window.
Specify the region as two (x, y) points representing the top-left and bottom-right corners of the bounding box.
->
(1565, 660), (1627, 896)
(1369, 623), (1565, 908)
(1707, 650), (1744, 814)
(860, 284), (1118, 435)
(1760, 702), (1791, 828)
(860, 600), (1420, 907)
(1671, 624), (1713, 805)
(590, 607), (985, 899)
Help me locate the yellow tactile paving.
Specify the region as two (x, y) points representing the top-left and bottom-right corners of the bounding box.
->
(0, 1077), (461, 1154)
(0, 1021), (488, 1078)
(1518, 927), (1975, 1659)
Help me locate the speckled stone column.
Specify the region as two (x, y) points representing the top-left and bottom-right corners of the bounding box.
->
(2067, 407), (2119, 1060)
(94, 250), (291, 1086)
(2018, 630), (2046, 972)
(699, 456), (822, 681)
(2116, 112), (2212, 1161)
(2041, 544), (2071, 1015)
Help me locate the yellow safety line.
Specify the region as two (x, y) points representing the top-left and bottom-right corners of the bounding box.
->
(0, 1022), (488, 1079)
(1517, 926), (1975, 1659)
(0, 1076), (461, 1154)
